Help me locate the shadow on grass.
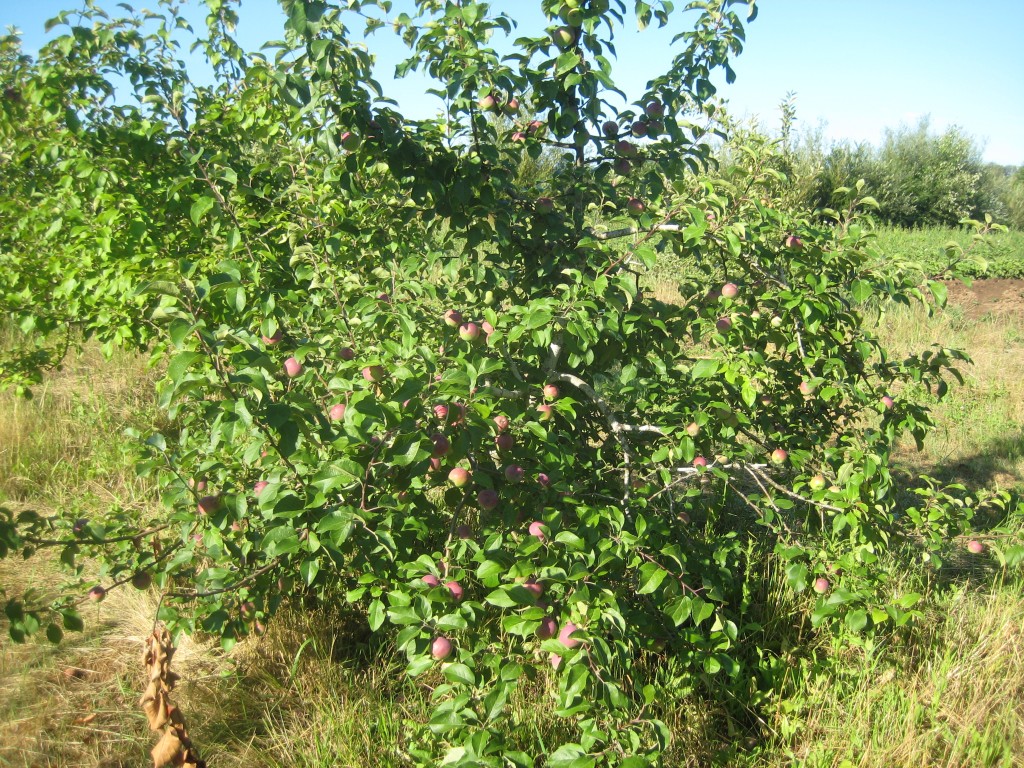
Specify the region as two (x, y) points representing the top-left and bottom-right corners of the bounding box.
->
(898, 426), (1024, 491)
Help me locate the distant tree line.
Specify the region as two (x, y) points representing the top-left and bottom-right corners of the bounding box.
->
(775, 111), (1023, 230)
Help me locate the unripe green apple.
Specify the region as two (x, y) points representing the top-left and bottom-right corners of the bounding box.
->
(478, 94), (497, 112)
(808, 474), (827, 491)
(339, 131), (361, 151)
(459, 322), (480, 341)
(444, 309), (463, 327)
(551, 26), (576, 49)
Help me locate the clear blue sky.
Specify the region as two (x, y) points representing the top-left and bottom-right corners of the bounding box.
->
(4, 0), (1022, 164)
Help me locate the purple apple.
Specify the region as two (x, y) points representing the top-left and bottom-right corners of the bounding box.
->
(339, 346), (355, 361)
(615, 140), (637, 157)
(478, 489), (500, 510)
(504, 464), (525, 483)
(537, 616), (558, 639)
(537, 473), (551, 488)
(422, 574), (441, 587)
(495, 433), (514, 452)
(631, 120), (648, 138)
(602, 120), (619, 137)
(431, 433), (450, 457)
(645, 100), (664, 118)
(626, 197), (645, 216)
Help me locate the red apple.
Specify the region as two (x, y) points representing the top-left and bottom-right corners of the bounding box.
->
(537, 473), (551, 488)
(362, 365), (385, 382)
(967, 539), (984, 554)
(478, 94), (497, 112)
(459, 323), (480, 342)
(444, 309), (463, 328)
(523, 578), (543, 599)
(613, 157), (632, 175)
(721, 282), (739, 299)
(785, 235), (803, 249)
(434, 404), (449, 421)
(645, 100), (664, 118)
(448, 467), (471, 487)
(284, 357), (302, 378)
(88, 585), (106, 602)
(536, 196), (555, 214)
(456, 524), (473, 540)
(431, 636), (453, 660)
(881, 395), (895, 410)
(813, 577), (830, 594)
(631, 120), (648, 138)
(261, 329), (283, 345)
(528, 521), (546, 540)
(771, 448), (788, 464)
(422, 574), (441, 587)
(615, 140), (637, 157)
(537, 403), (554, 421)
(685, 422), (700, 438)
(799, 380), (816, 397)
(495, 433), (514, 452)
(339, 346), (355, 361)
(716, 316), (732, 333)
(504, 97), (520, 114)
(445, 580), (464, 601)
(478, 489), (500, 510)
(692, 456), (708, 469)
(558, 621), (581, 649)
(253, 480), (268, 495)
(626, 197), (645, 216)
(550, 653), (563, 670)
(504, 464), (525, 483)
(329, 403), (346, 421)
(494, 414), (510, 432)
(543, 384), (559, 400)
(340, 131), (361, 150)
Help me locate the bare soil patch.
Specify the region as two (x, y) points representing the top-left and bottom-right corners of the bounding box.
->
(944, 278), (1024, 319)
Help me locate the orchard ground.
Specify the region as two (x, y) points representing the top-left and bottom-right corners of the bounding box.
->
(1, 250), (1022, 766)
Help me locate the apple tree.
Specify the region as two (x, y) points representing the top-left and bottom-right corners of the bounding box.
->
(0, 1), (1016, 764)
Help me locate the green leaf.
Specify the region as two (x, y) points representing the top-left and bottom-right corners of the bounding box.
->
(691, 359), (719, 380)
(190, 196), (216, 227)
(442, 663), (475, 687)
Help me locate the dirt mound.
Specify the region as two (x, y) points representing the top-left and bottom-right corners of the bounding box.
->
(944, 278), (1024, 319)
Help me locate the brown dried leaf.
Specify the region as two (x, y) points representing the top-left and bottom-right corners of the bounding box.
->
(74, 713), (98, 725)
(151, 727), (183, 768)
(141, 681), (168, 731)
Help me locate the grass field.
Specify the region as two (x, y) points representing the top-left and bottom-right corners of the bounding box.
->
(1, 257), (1023, 766)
